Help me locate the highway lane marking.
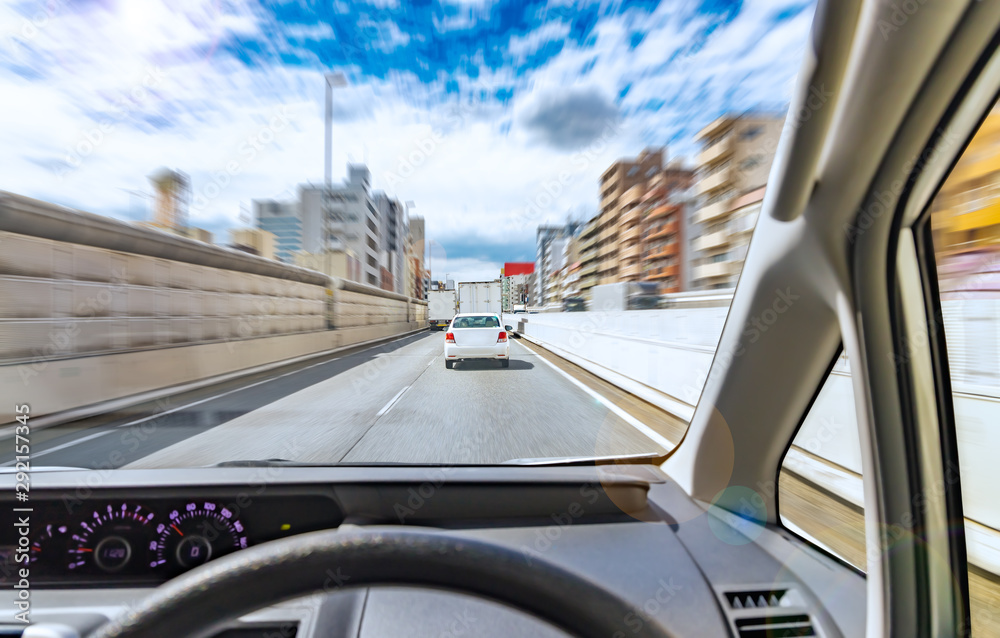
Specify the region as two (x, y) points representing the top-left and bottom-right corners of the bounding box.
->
(1, 430), (113, 466)
(100, 331), (432, 431)
(1, 331), (436, 465)
(512, 340), (677, 452)
(335, 348), (439, 462)
(376, 385), (411, 418)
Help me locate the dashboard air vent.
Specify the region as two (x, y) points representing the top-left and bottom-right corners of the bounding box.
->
(734, 613), (816, 638)
(725, 588), (788, 609)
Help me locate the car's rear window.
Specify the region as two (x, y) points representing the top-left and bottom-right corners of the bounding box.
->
(453, 316), (500, 329)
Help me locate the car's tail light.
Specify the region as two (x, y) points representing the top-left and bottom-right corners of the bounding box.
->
(445, 332), (455, 343)
(497, 331), (508, 343)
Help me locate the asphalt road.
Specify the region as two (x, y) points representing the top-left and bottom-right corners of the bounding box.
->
(4, 330), (998, 632)
(2, 332), (672, 469)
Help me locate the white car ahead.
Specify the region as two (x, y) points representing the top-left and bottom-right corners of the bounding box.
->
(444, 313), (512, 369)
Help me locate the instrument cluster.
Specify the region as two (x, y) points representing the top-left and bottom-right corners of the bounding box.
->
(5, 493), (341, 585)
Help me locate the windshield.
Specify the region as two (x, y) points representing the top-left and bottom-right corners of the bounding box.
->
(1, 1), (816, 471)
(452, 316), (500, 329)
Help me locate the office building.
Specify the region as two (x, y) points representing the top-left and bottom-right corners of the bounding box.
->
(254, 200), (301, 263)
(535, 222), (582, 305)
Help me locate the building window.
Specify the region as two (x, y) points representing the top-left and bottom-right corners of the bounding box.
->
(741, 126), (762, 140)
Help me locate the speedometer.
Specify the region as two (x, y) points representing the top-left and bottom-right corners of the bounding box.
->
(154, 501), (248, 572)
(69, 503), (156, 574)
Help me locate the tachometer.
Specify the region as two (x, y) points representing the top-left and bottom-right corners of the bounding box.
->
(28, 523), (71, 576)
(154, 501), (248, 572)
(69, 503), (156, 574)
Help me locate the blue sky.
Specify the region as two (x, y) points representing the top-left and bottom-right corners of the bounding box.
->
(0, 0), (815, 281)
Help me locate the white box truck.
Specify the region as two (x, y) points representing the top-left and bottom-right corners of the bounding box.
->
(427, 289), (458, 331)
(457, 281), (503, 315)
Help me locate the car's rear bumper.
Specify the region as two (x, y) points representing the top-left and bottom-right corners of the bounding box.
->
(444, 344), (509, 359)
(430, 320), (450, 329)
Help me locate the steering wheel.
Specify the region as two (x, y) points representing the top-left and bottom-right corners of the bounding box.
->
(88, 528), (674, 638)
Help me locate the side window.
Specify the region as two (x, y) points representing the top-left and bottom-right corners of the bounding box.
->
(778, 105), (1000, 637)
(927, 106), (1000, 637)
(778, 350), (867, 572)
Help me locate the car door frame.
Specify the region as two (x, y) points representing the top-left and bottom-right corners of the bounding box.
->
(663, 1), (1000, 636)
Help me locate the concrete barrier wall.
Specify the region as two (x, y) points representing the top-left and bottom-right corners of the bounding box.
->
(0, 230), (328, 362)
(0, 192), (428, 424)
(507, 308), (727, 421)
(1, 321), (423, 424)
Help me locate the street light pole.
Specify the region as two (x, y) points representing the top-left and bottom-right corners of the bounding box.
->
(324, 72), (348, 190)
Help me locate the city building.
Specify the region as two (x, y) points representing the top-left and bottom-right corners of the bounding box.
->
(136, 168), (213, 244)
(559, 235), (583, 300)
(148, 168), (190, 231)
(691, 114), (783, 289)
(374, 192), (409, 295)
(298, 164), (378, 285)
(230, 228), (276, 260)
(408, 216), (426, 299)
(677, 186), (700, 292)
(691, 186), (765, 289)
(638, 167), (694, 292)
(135, 221), (213, 244)
(578, 148), (666, 294)
(294, 249), (361, 281)
(535, 222), (582, 304)
(282, 164), (411, 292)
(186, 227), (213, 243)
(254, 200), (301, 263)
(502, 262), (534, 310)
(576, 216), (600, 292)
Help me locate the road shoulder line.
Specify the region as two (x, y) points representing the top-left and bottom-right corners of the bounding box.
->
(513, 340), (677, 452)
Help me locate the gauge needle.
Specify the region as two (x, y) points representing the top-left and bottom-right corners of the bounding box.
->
(172, 524), (183, 536)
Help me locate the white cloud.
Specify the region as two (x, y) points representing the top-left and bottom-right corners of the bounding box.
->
(506, 20), (571, 62)
(0, 0), (815, 283)
(359, 17), (411, 53)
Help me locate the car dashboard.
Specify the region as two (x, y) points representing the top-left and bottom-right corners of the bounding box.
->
(1, 465), (866, 637)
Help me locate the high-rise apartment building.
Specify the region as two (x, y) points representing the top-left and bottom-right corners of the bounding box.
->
(691, 114), (782, 289)
(639, 167), (694, 292)
(580, 148), (665, 293)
